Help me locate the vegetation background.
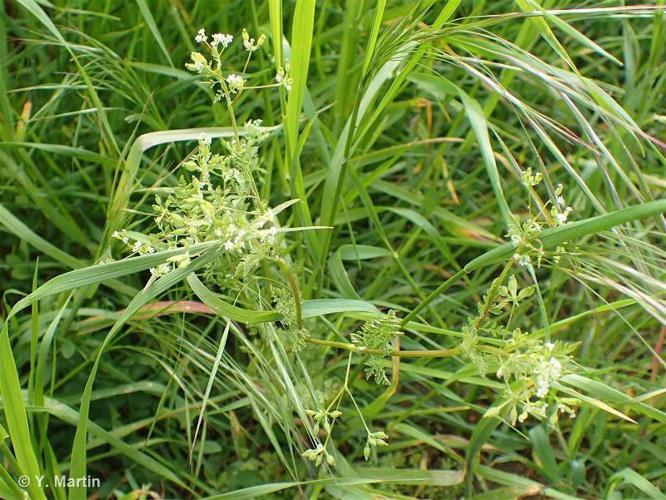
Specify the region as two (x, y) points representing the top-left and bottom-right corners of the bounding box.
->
(0, 0), (665, 498)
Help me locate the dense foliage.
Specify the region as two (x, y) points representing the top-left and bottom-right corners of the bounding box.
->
(1, 1), (665, 498)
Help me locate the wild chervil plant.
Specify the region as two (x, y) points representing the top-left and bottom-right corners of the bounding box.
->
(113, 28), (401, 470)
(1, 2), (665, 499)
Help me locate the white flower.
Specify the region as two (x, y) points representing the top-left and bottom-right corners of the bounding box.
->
(242, 28), (265, 51)
(234, 229), (246, 249)
(195, 28), (207, 44)
(222, 229), (247, 252)
(556, 195), (565, 206)
(112, 230), (129, 244)
(261, 226), (278, 243)
(226, 73), (245, 93)
(549, 358), (562, 382)
(521, 167), (542, 187)
(275, 70), (293, 91)
(151, 263), (172, 277)
(198, 133), (212, 146)
(556, 207), (572, 225)
(514, 253), (531, 266)
(185, 52), (208, 73)
(534, 357), (562, 398)
(211, 32), (233, 48)
(245, 118), (263, 132)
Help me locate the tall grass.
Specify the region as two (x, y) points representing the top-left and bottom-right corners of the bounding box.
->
(0, 1), (664, 498)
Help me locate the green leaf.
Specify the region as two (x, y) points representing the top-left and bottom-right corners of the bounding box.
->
(301, 299), (378, 318)
(465, 199), (666, 272)
(7, 242), (217, 318)
(352, 467), (464, 486)
(69, 250), (220, 499)
(560, 374), (666, 424)
(0, 321), (46, 500)
(187, 273), (280, 324)
(338, 244), (391, 261)
(28, 396), (183, 486)
(136, 0), (173, 67)
(606, 468), (665, 499)
(553, 383), (636, 424)
(361, 0), (387, 77)
(0, 142), (115, 166)
(409, 72), (513, 226)
(529, 425), (559, 483)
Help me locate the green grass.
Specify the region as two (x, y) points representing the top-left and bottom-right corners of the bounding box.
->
(1, 1), (665, 498)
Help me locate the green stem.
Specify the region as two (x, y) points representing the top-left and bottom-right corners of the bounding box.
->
(473, 257), (515, 329)
(306, 338), (460, 358)
(401, 268), (467, 326)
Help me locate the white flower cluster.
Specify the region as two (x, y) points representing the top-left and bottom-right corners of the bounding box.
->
(150, 263), (172, 278)
(275, 66), (293, 91)
(514, 252), (531, 267)
(489, 339), (573, 425)
(211, 32), (233, 48)
(552, 184), (573, 225)
(507, 219), (543, 267)
(198, 132), (211, 146)
(534, 355), (562, 398)
(223, 227), (246, 251)
(521, 167), (542, 187)
(113, 230), (155, 256)
(226, 73), (245, 93)
(508, 177), (575, 267)
(112, 230), (129, 244)
(260, 226), (278, 244)
(113, 230), (197, 277)
(195, 28), (207, 44)
(112, 230), (176, 278)
(195, 29), (233, 49)
(186, 27), (288, 102)
(241, 28), (266, 52)
(113, 125), (283, 286)
(185, 52), (207, 73)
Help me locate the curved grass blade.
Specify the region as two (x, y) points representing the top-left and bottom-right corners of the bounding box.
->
(136, 0), (174, 67)
(403, 200), (666, 325)
(68, 250), (220, 499)
(187, 273), (281, 324)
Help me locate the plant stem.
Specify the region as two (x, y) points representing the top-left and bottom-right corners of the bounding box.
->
(306, 337), (460, 358)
